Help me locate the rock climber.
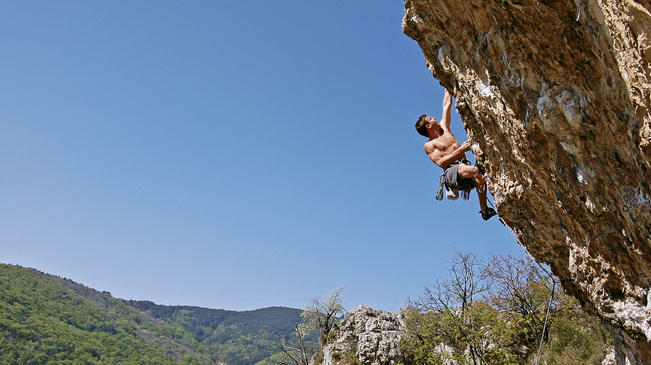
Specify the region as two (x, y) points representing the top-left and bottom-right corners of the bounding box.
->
(414, 88), (497, 221)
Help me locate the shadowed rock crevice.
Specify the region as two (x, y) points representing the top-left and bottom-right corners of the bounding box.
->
(403, 0), (649, 362)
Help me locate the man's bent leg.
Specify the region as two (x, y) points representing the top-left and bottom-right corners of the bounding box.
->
(459, 164), (486, 193)
(476, 181), (497, 220)
(457, 165), (479, 179)
(476, 184), (488, 214)
(457, 164), (496, 220)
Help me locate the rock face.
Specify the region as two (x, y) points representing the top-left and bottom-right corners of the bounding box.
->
(320, 306), (404, 365)
(403, 0), (650, 362)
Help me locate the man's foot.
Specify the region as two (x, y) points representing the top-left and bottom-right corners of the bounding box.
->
(480, 207), (497, 221)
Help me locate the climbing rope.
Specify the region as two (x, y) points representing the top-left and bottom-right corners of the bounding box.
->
(535, 280), (556, 365)
(486, 193), (496, 210)
(531, 260), (570, 365)
(576, 0), (583, 21)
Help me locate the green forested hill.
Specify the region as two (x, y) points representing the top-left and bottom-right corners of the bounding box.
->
(0, 264), (308, 365)
(205, 306), (307, 364)
(0, 264), (213, 364)
(128, 301), (307, 365)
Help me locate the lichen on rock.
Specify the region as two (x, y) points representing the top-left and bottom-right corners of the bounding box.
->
(403, 0), (650, 362)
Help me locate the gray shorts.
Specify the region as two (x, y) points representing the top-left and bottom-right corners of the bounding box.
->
(444, 161), (476, 199)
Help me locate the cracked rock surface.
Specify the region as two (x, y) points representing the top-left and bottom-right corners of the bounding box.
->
(321, 306), (404, 365)
(403, 0), (650, 362)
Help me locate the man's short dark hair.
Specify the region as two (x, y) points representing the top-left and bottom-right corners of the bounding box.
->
(415, 114), (430, 137)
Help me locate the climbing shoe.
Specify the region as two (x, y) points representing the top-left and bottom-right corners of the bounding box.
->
(481, 207), (497, 221)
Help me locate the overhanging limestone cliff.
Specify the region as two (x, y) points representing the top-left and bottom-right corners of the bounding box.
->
(403, 0), (649, 361)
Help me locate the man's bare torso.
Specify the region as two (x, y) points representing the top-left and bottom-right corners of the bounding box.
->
(424, 125), (464, 169)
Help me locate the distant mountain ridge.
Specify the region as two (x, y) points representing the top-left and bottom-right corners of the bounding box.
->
(0, 263), (307, 364)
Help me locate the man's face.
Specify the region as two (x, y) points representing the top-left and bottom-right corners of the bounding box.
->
(426, 117), (443, 136)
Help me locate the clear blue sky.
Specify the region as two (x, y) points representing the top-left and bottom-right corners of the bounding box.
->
(0, 1), (524, 312)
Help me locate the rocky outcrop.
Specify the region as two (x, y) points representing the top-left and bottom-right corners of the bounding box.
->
(403, 0), (650, 363)
(320, 306), (404, 365)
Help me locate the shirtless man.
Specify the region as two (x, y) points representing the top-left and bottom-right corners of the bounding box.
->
(415, 89), (497, 221)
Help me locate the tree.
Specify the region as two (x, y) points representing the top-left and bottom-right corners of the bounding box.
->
(299, 287), (345, 346)
(274, 287), (344, 365)
(484, 254), (555, 359)
(485, 255), (612, 364)
(409, 251), (506, 364)
(401, 251), (613, 364)
(277, 325), (313, 365)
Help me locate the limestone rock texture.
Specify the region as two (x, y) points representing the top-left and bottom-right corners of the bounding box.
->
(319, 306), (404, 365)
(403, 0), (650, 362)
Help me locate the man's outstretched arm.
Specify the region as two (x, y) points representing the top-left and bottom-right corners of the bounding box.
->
(441, 89), (453, 130)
